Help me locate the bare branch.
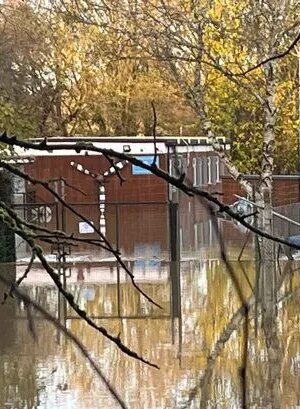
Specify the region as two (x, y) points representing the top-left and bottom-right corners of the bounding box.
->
(0, 272), (128, 409)
(2, 201), (112, 252)
(236, 31), (300, 76)
(0, 157), (161, 309)
(2, 249), (36, 303)
(103, 155), (127, 185)
(0, 203), (159, 368)
(2, 135), (297, 251)
(48, 177), (87, 196)
(151, 101), (157, 166)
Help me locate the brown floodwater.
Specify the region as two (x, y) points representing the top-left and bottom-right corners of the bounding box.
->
(0, 255), (300, 409)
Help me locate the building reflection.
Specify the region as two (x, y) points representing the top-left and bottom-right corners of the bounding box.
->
(0, 258), (299, 407)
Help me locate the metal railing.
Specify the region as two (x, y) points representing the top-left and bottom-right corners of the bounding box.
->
(233, 194), (300, 245)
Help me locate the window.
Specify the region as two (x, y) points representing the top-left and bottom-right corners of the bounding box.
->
(219, 158), (225, 179)
(210, 156), (216, 184)
(192, 158), (197, 186)
(192, 155), (223, 186)
(181, 157), (187, 174)
(193, 157), (203, 186)
(196, 156), (221, 185)
(210, 156), (220, 184)
(132, 155), (159, 175)
(196, 158), (202, 186)
(202, 157), (208, 186)
(216, 156), (220, 183)
(207, 157), (212, 184)
(193, 156), (210, 187)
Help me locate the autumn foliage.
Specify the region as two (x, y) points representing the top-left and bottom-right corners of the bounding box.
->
(0, 0), (299, 173)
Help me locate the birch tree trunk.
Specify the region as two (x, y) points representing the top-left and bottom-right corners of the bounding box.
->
(258, 60), (277, 260)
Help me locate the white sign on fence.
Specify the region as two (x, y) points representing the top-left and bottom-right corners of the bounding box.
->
(79, 221), (95, 234)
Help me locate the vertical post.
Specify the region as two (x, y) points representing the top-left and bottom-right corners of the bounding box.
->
(55, 202), (59, 232)
(99, 185), (106, 235)
(115, 204), (121, 317)
(60, 178), (66, 234)
(56, 178), (67, 344)
(257, 188), (281, 409)
(298, 49), (300, 173)
(57, 266), (67, 344)
(169, 202), (181, 319)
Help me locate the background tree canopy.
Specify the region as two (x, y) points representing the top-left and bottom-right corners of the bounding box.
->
(0, 0), (299, 174)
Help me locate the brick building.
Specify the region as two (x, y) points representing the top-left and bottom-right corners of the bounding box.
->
(12, 136), (228, 258)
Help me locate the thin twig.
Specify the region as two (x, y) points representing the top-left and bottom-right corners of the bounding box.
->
(2, 204), (109, 250)
(236, 31), (300, 76)
(48, 177), (87, 196)
(103, 155), (127, 185)
(1, 135), (300, 252)
(151, 101), (158, 166)
(0, 160), (161, 309)
(0, 209), (159, 368)
(2, 249), (36, 303)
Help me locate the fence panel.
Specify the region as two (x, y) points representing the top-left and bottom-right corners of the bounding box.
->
(273, 203), (300, 239)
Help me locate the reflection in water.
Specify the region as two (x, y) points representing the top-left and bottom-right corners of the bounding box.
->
(0, 258), (300, 408)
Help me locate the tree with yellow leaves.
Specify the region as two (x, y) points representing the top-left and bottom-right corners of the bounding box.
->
(0, 0), (198, 138)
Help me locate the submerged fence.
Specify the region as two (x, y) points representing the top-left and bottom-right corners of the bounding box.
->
(12, 200), (182, 321)
(13, 201), (171, 262)
(273, 203), (300, 239)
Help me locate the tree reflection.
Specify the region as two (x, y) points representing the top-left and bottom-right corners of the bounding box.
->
(0, 264), (40, 409)
(2, 258), (300, 408)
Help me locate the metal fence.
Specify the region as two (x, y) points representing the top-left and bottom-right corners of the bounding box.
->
(13, 202), (59, 260)
(273, 203), (300, 239)
(13, 201), (170, 262)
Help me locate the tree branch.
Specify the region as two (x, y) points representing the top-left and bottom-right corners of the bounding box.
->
(151, 101), (157, 166)
(0, 207), (159, 368)
(0, 157), (161, 309)
(0, 271), (128, 409)
(1, 134), (300, 251)
(236, 31), (300, 76)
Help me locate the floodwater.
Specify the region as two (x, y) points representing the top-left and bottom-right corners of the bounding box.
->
(0, 254), (300, 409)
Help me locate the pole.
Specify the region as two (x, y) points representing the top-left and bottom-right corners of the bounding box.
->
(169, 202), (181, 319)
(115, 204), (121, 317)
(298, 49), (300, 173)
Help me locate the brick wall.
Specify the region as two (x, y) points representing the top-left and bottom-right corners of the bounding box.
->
(222, 175), (300, 206)
(273, 178), (300, 206)
(24, 154), (168, 204)
(221, 177), (245, 204)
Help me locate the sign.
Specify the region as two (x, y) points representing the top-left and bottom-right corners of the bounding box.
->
(132, 155), (159, 175)
(79, 221), (95, 234)
(30, 205), (52, 224)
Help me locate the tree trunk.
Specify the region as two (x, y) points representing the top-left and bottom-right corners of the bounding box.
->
(202, 115), (254, 196)
(258, 60), (277, 261)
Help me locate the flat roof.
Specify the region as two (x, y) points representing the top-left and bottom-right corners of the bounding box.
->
(11, 136), (230, 158)
(30, 135), (229, 145)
